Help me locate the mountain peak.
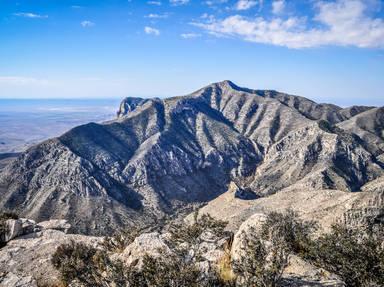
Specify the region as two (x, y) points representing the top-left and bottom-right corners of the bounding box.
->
(216, 80), (243, 91)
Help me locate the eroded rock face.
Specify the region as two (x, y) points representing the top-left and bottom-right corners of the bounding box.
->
(3, 219), (39, 243)
(0, 81), (382, 235)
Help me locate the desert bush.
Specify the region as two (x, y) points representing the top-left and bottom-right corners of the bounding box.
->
(232, 210), (317, 287)
(102, 227), (140, 252)
(261, 210), (317, 255)
(52, 214), (232, 287)
(305, 224), (384, 287)
(232, 226), (289, 287)
(169, 213), (228, 246)
(52, 210), (384, 287)
(52, 241), (126, 287)
(132, 252), (202, 287)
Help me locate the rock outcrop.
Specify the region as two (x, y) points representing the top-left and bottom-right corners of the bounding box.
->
(0, 219), (101, 286)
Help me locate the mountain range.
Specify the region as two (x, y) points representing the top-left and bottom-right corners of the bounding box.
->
(0, 80), (383, 235)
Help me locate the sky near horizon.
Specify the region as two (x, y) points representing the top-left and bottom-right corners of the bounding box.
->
(0, 0), (383, 106)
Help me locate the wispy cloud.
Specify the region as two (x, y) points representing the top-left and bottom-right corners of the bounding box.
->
(144, 26), (160, 35)
(13, 12), (48, 19)
(146, 13), (169, 19)
(272, 0), (285, 15)
(194, 0), (384, 49)
(204, 0), (228, 7)
(148, 1), (162, 5)
(181, 33), (201, 39)
(170, 0), (189, 6)
(0, 77), (50, 86)
(81, 20), (95, 28)
(235, 0), (257, 11)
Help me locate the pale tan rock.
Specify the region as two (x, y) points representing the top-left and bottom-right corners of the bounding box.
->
(117, 232), (171, 267)
(0, 229), (102, 286)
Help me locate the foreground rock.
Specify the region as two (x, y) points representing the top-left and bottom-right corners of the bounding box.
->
(0, 222), (101, 287)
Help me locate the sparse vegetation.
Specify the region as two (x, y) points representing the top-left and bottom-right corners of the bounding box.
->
(51, 210), (384, 287)
(305, 224), (384, 287)
(52, 241), (126, 287)
(232, 226), (288, 287)
(260, 210), (317, 255)
(231, 210), (315, 287)
(168, 212), (227, 246)
(102, 227), (141, 253)
(52, 214), (232, 287)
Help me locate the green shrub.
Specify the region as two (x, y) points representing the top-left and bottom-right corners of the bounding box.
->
(232, 210), (317, 287)
(52, 214), (231, 287)
(233, 227), (288, 287)
(305, 224), (384, 287)
(102, 227), (140, 252)
(169, 213), (228, 246)
(52, 241), (125, 287)
(261, 210), (317, 255)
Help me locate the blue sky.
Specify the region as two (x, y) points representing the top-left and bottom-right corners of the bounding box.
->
(0, 0), (383, 106)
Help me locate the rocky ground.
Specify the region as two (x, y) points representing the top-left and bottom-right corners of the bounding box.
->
(0, 216), (346, 287)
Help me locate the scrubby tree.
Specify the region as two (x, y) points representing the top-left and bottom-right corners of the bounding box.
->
(306, 224), (384, 287)
(232, 210), (317, 287)
(232, 227), (288, 287)
(52, 241), (126, 287)
(260, 210), (317, 255)
(52, 213), (232, 287)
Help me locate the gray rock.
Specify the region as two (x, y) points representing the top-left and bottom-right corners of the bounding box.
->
(0, 81), (382, 235)
(3, 219), (40, 243)
(0, 229), (102, 286)
(37, 219), (71, 233)
(3, 220), (23, 242)
(0, 272), (37, 287)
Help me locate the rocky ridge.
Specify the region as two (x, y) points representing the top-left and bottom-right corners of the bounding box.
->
(0, 80), (383, 235)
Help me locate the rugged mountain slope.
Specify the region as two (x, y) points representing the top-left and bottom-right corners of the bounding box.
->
(338, 107), (384, 155)
(0, 81), (382, 234)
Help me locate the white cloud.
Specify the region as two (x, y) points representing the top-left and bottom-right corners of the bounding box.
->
(81, 20), (95, 27)
(170, 0), (189, 6)
(194, 0), (384, 49)
(146, 13), (169, 19)
(235, 0), (257, 11)
(181, 33), (201, 39)
(148, 1), (162, 5)
(205, 0), (228, 6)
(144, 26), (160, 35)
(13, 12), (48, 19)
(272, 0), (285, 14)
(0, 77), (50, 86)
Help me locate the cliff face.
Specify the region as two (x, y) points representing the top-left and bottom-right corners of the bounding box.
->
(0, 81), (382, 234)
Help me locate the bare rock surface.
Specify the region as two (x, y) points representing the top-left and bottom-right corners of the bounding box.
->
(282, 255), (345, 287)
(0, 228), (101, 287)
(116, 232), (171, 267)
